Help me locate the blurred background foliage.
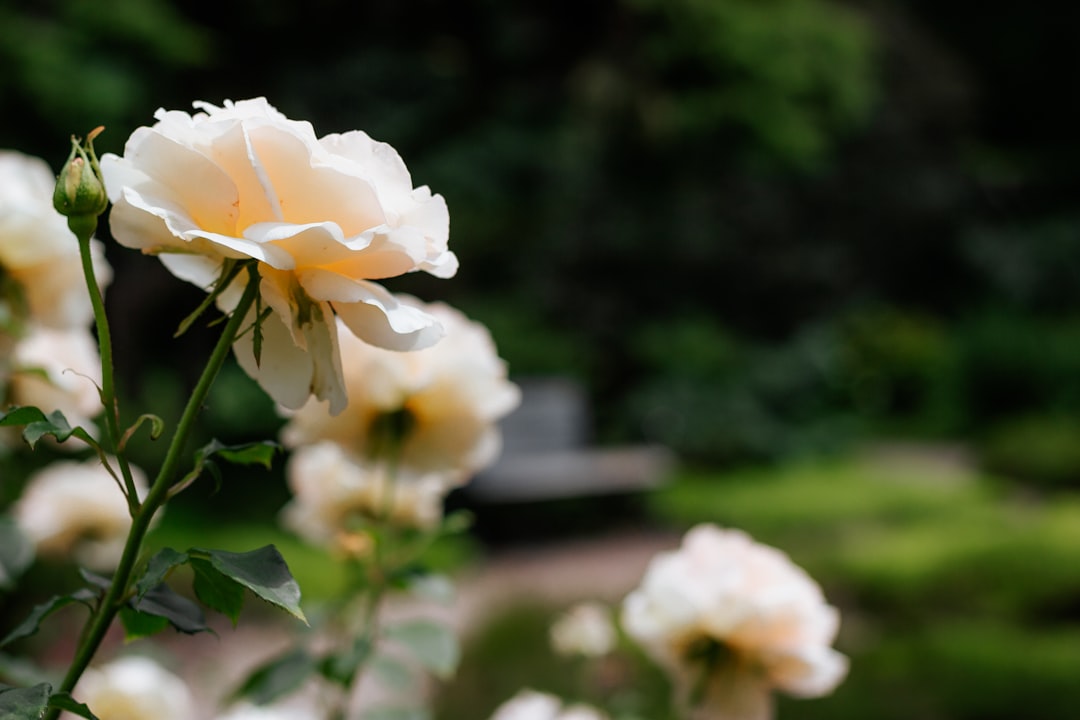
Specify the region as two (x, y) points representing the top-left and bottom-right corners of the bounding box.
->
(4, 0), (1080, 717)
(7, 0), (1079, 475)
(0, 0), (1065, 457)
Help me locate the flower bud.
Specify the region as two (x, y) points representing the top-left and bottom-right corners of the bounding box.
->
(53, 127), (108, 236)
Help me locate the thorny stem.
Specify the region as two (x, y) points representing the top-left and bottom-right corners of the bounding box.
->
(44, 263), (261, 718)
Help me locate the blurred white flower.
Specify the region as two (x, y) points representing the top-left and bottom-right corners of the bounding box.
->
(550, 602), (617, 658)
(100, 98), (457, 415)
(489, 689), (608, 720)
(9, 325), (103, 434)
(621, 524), (848, 720)
(282, 441), (450, 545)
(0, 150), (111, 330)
(13, 457), (148, 570)
(282, 301), (520, 484)
(64, 656), (193, 720)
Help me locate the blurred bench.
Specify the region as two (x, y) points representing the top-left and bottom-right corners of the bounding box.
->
(467, 376), (674, 502)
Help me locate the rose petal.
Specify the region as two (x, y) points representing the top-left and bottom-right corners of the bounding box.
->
(297, 269), (444, 351)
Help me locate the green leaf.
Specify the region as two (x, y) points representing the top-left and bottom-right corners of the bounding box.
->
(0, 407), (47, 427)
(77, 569), (111, 591)
(173, 440), (281, 498)
(20, 410), (96, 450)
(0, 592), (95, 648)
(371, 654), (414, 691)
(201, 440), (281, 470)
(406, 574), (455, 606)
(130, 583), (207, 635)
(118, 606), (171, 641)
(383, 620), (460, 680)
(135, 548), (189, 600)
(0, 682), (50, 719)
(363, 707), (431, 720)
(0, 518), (33, 591)
(193, 546), (305, 623)
(319, 636), (372, 687)
(189, 557), (245, 625)
(232, 650), (315, 705)
(46, 692), (99, 719)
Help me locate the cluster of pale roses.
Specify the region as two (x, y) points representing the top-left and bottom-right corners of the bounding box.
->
(1, 98), (847, 720)
(0, 149), (145, 570)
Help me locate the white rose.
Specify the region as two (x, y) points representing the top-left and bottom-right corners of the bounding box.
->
(621, 524), (848, 720)
(64, 656), (193, 720)
(9, 325), (103, 436)
(100, 98), (457, 415)
(13, 457), (149, 570)
(550, 602), (617, 658)
(282, 442), (450, 544)
(489, 690), (608, 720)
(281, 300), (519, 483)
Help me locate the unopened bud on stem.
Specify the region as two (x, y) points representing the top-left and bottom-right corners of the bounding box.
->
(54, 126), (108, 237)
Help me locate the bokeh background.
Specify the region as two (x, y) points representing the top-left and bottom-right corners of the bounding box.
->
(4, 1), (1080, 718)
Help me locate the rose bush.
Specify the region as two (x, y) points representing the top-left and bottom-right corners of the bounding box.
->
(100, 98), (458, 415)
(621, 524), (848, 720)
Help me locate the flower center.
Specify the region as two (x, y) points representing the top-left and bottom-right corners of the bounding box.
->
(367, 406), (417, 461)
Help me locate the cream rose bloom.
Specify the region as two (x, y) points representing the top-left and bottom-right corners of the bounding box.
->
(99, 98), (457, 415)
(64, 656), (194, 720)
(489, 690), (608, 720)
(283, 441), (450, 545)
(8, 325), (103, 435)
(0, 150), (111, 330)
(13, 457), (149, 570)
(621, 524), (848, 720)
(281, 300), (519, 483)
(550, 602), (617, 658)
